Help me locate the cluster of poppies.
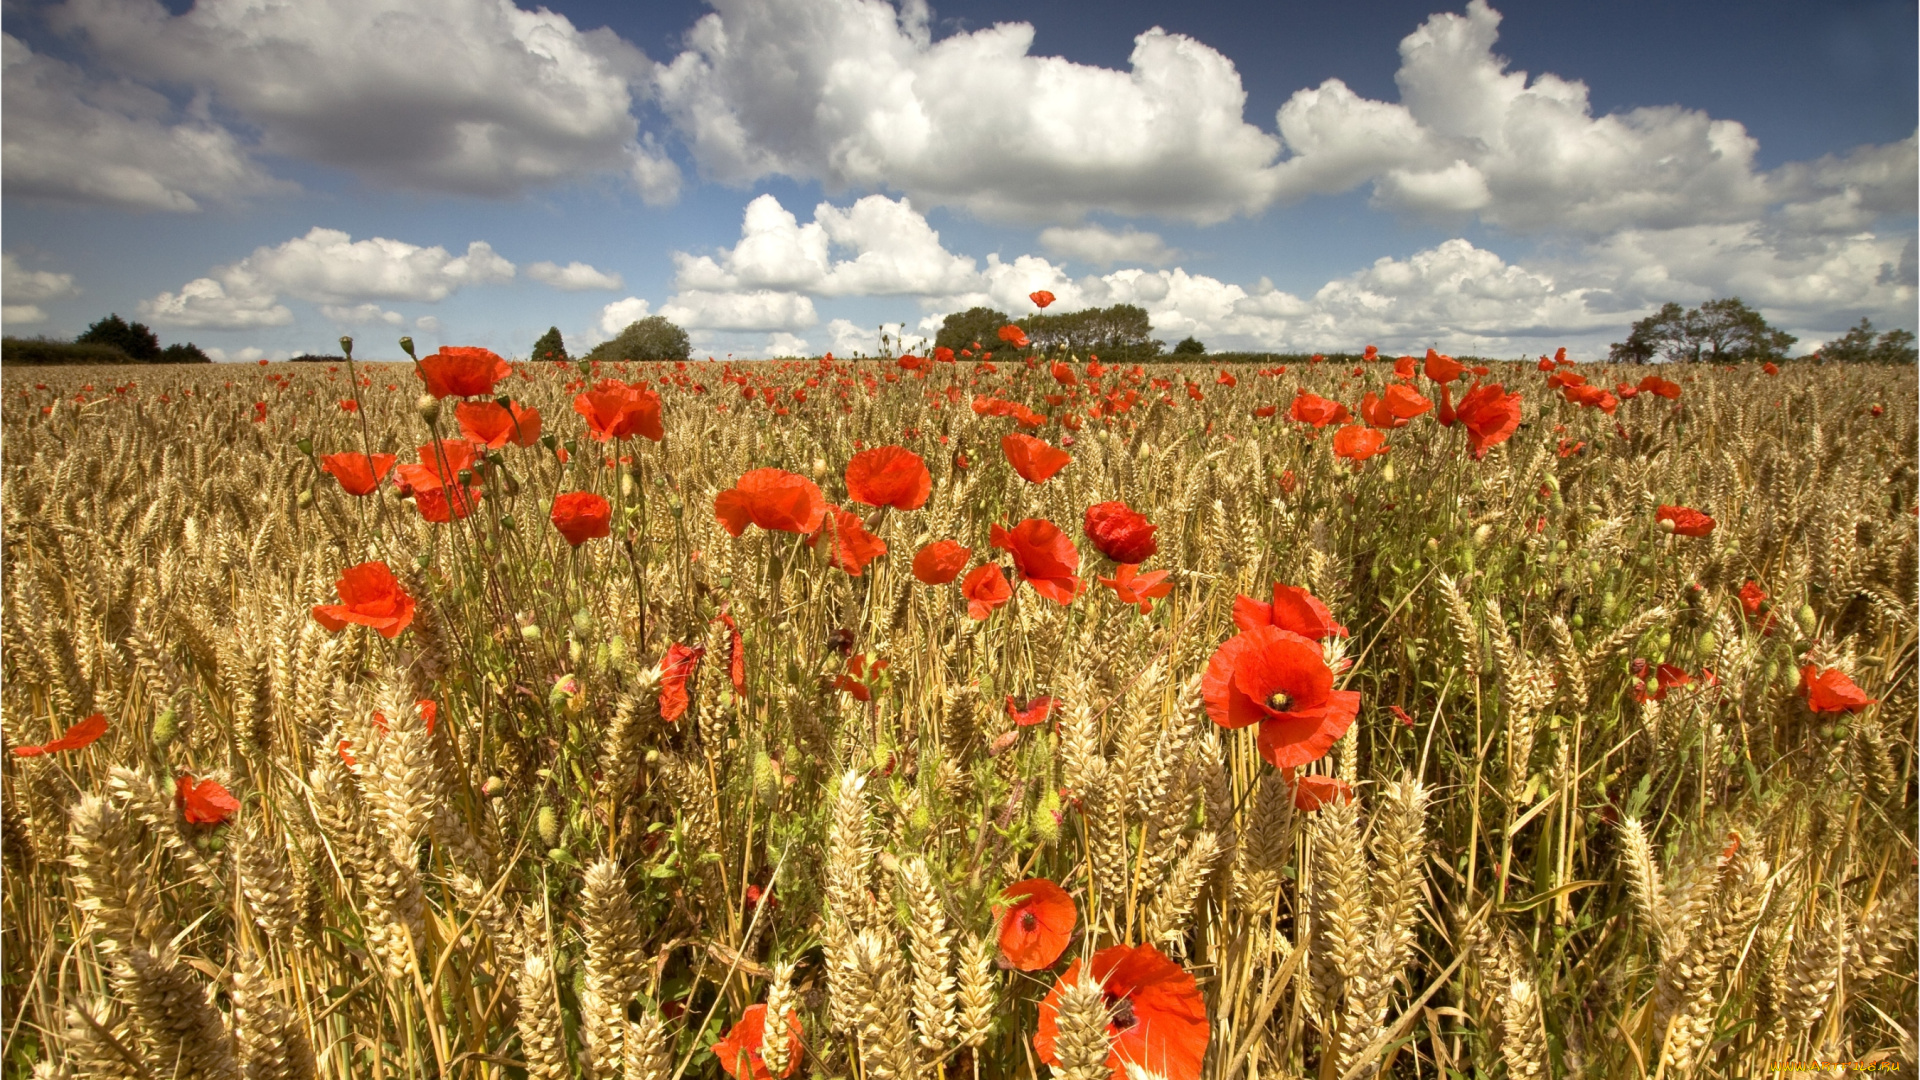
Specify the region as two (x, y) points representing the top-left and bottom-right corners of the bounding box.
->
(710, 874), (1210, 1080)
(1265, 348), (1522, 466)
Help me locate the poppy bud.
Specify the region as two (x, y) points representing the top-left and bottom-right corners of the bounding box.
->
(812, 458), (827, 477)
(541, 433), (557, 450)
(521, 624), (542, 641)
(537, 804), (560, 847)
(296, 436), (314, 456)
(152, 708), (179, 750)
(398, 336), (416, 359)
(456, 468), (474, 486)
(988, 729), (1022, 757)
(1698, 630), (1716, 654)
(1630, 657), (1649, 677)
(609, 635), (627, 664)
(297, 490), (313, 509)
(415, 394), (440, 423)
(339, 336), (354, 359)
(1472, 524), (1493, 546)
(482, 775), (506, 798)
(1795, 604), (1817, 635)
(1658, 517), (1676, 533)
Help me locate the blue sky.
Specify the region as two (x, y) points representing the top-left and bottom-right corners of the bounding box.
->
(3, 0), (1914, 361)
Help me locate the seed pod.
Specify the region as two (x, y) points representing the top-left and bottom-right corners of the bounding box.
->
(416, 394), (439, 423)
(1795, 604), (1818, 635)
(152, 708), (180, 750)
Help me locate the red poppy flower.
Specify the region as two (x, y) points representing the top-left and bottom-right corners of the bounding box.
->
(716, 612), (747, 697)
(912, 539), (971, 585)
(962, 563), (1013, 619)
(1083, 501), (1158, 563)
(1050, 360), (1078, 386)
(1291, 774), (1352, 812)
(992, 519), (1083, 604)
(835, 653), (890, 702)
(1098, 563), (1173, 614)
(550, 491), (611, 547)
(1800, 666), (1875, 713)
(660, 642), (704, 722)
(995, 877), (1075, 970)
(844, 445), (931, 510)
(1332, 424), (1388, 465)
(1029, 290), (1056, 309)
(997, 324), (1031, 349)
(1562, 383), (1618, 415)
(1203, 625), (1359, 770)
(715, 469), (828, 536)
(396, 440), (483, 522)
(1537, 357), (1555, 371)
(1637, 375), (1681, 399)
(320, 452), (397, 496)
(810, 505), (887, 576)
(1389, 704), (1415, 727)
(1002, 434), (1072, 484)
(1423, 348), (1465, 384)
(1656, 504), (1715, 537)
(573, 380), (665, 442)
(176, 775), (239, 825)
(1393, 355), (1416, 378)
(1232, 582), (1348, 639)
(1763, 361), (1780, 375)
(1556, 439), (1586, 458)
(11, 713), (109, 757)
(416, 346), (511, 398)
(1253, 404), (1278, 419)
(1034, 943), (1208, 1080)
(312, 561), (415, 638)
(712, 1002), (802, 1080)
(1360, 384), (1432, 428)
(933, 346), (955, 363)
(1217, 370), (1238, 387)
(1288, 390), (1350, 428)
(1454, 381), (1522, 459)
(1739, 580), (1767, 617)
(456, 399), (542, 448)
(1006, 695), (1058, 727)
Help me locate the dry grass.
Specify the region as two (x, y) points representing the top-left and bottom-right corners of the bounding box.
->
(1, 353), (1914, 1079)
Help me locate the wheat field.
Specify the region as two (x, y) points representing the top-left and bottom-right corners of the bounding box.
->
(1, 345), (1913, 1080)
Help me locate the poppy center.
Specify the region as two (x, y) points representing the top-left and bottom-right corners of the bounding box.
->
(1107, 994), (1137, 1031)
(1019, 911), (1037, 933)
(1266, 690), (1294, 712)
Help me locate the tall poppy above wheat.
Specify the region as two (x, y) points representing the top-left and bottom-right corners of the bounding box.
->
(312, 561), (415, 639)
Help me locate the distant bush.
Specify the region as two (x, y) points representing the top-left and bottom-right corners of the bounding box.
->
(584, 317), (690, 363)
(76, 314), (162, 362)
(1173, 336), (1206, 355)
(161, 343), (213, 364)
(531, 327), (569, 364)
(2, 337), (135, 366)
(290, 354), (342, 364)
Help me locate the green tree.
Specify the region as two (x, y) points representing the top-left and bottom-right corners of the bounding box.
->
(160, 342), (212, 364)
(1173, 336), (1206, 355)
(1014, 304), (1164, 362)
(934, 307), (1010, 354)
(1608, 298), (1793, 363)
(1818, 317), (1916, 364)
(584, 316), (689, 362)
(531, 326), (569, 364)
(1873, 328), (1917, 365)
(77, 314), (161, 361)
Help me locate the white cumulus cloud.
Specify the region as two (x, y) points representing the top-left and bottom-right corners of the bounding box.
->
(2, 253), (79, 322)
(2, 33), (284, 212)
(321, 303), (405, 326)
(673, 193), (978, 297)
(1038, 224), (1177, 266)
(659, 289), (817, 332)
(51, 0), (658, 197)
(528, 260), (625, 291)
(652, 0), (1286, 223)
(598, 296), (653, 335)
(138, 226), (514, 329)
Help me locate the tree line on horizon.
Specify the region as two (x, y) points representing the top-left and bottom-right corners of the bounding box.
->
(6, 298), (1913, 366)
